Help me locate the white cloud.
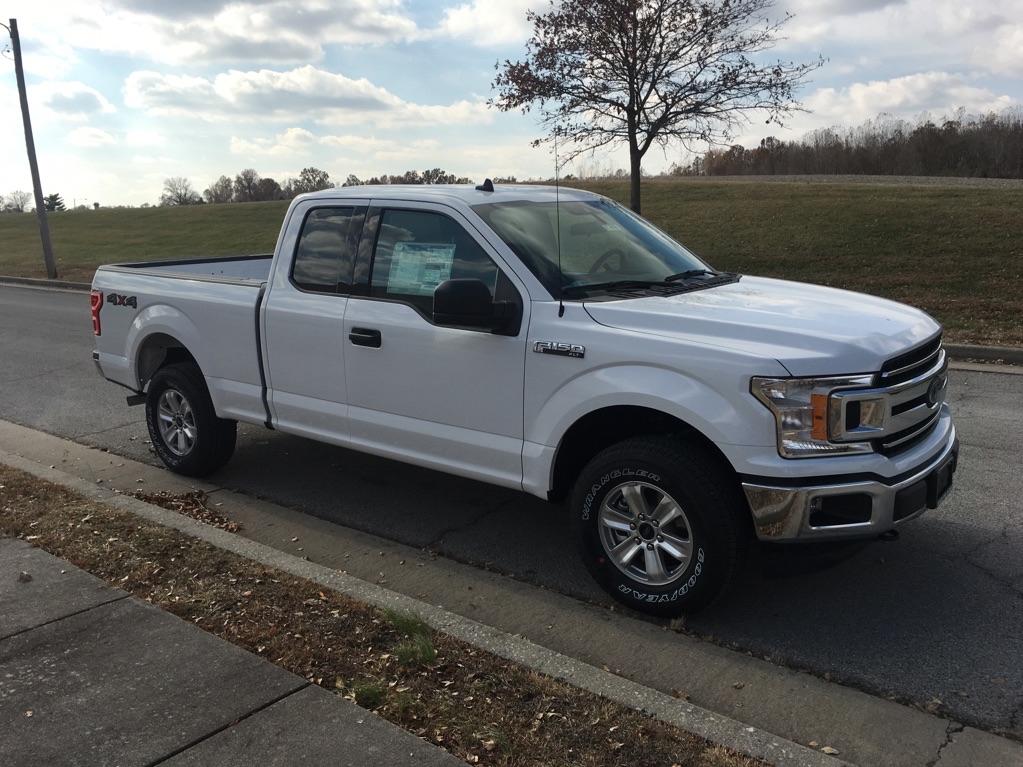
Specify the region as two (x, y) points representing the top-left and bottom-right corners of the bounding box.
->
(34, 81), (116, 121)
(780, 0), (1022, 77)
(229, 128), (443, 165)
(6, 0), (420, 67)
(124, 65), (491, 127)
(230, 128), (318, 156)
(731, 72), (1017, 147)
(68, 127), (117, 147)
(805, 72), (1016, 125)
(435, 0), (545, 46)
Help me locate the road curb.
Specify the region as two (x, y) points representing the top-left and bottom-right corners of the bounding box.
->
(0, 447), (847, 767)
(944, 343), (1023, 366)
(0, 274), (1019, 366)
(0, 275), (91, 291)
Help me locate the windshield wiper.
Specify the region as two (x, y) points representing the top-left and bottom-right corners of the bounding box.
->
(561, 280), (666, 296)
(562, 272), (741, 298)
(664, 269), (718, 282)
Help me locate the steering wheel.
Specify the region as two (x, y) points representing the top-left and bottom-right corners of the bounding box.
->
(587, 248), (627, 275)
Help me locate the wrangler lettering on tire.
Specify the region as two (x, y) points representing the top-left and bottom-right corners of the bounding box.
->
(571, 435), (746, 616)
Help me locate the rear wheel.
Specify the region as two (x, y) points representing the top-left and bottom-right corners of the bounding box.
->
(145, 362), (236, 477)
(571, 435), (747, 616)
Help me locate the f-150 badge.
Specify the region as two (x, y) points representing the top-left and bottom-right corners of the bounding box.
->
(533, 341), (585, 358)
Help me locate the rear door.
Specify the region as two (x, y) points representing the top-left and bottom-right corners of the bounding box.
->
(262, 199), (366, 442)
(342, 200), (529, 488)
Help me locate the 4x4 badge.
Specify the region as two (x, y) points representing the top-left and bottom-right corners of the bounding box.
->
(533, 341), (585, 359)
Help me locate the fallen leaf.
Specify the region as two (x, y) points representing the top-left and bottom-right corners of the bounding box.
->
(821, 746), (840, 755)
(18, 572), (32, 583)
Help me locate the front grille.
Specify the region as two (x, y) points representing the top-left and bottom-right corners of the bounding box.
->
(880, 333), (942, 385)
(879, 409), (941, 455)
(876, 334), (946, 455)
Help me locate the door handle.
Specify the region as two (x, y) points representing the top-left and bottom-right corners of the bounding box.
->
(349, 327), (381, 348)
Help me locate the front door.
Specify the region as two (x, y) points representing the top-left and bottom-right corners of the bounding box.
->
(342, 202), (528, 488)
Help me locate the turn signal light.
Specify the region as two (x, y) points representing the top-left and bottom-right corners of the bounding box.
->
(811, 392), (829, 441)
(90, 290), (102, 336)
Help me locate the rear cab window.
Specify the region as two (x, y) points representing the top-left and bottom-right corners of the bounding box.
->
(291, 207), (358, 293)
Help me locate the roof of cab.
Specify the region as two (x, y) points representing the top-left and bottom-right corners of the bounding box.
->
(296, 183), (602, 207)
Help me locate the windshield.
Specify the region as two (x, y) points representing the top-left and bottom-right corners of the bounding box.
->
(473, 197), (711, 297)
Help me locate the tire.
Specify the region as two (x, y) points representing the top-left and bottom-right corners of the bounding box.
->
(145, 362), (237, 477)
(570, 435), (748, 617)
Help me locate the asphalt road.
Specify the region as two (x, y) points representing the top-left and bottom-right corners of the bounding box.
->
(2, 284), (1021, 738)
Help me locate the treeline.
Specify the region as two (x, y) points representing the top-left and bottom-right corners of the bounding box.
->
(161, 167), (476, 207)
(674, 108), (1023, 179)
(340, 168), (474, 186)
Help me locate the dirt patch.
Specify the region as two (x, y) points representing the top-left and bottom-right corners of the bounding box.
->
(0, 464), (763, 767)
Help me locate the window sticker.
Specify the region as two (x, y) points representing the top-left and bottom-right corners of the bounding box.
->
(387, 241), (456, 296)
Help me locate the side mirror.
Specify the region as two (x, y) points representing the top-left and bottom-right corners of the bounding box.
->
(434, 279), (517, 335)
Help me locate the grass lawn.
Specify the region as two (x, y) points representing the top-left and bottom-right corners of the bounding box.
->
(1, 180), (1020, 345)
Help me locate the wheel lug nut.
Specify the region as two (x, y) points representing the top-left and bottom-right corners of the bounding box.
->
(646, 543), (654, 550)
(657, 535), (664, 542)
(629, 523), (636, 530)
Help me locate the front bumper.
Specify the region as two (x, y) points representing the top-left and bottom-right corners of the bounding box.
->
(742, 430), (959, 541)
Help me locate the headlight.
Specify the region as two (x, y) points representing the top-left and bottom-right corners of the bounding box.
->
(752, 375), (875, 458)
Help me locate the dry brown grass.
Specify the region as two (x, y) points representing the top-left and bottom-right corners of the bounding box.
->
(0, 464), (764, 767)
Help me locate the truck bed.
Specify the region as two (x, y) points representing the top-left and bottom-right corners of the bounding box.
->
(92, 255), (270, 426)
(103, 254), (273, 285)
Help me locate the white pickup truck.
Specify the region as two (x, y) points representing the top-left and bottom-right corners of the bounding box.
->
(92, 182), (958, 615)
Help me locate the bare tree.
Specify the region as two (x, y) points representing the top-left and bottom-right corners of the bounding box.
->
(160, 177), (201, 206)
(3, 189), (33, 212)
(203, 175), (234, 204)
(233, 168), (260, 202)
(492, 0), (823, 212)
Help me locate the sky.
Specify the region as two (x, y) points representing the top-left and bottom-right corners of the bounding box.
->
(1, 0), (1021, 206)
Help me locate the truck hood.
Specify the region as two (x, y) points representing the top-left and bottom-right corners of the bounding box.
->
(583, 276), (941, 376)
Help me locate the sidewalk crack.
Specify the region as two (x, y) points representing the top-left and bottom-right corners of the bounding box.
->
(0, 593), (131, 643)
(145, 682), (310, 766)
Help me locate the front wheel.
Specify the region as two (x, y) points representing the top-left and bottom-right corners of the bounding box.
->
(145, 362), (237, 477)
(571, 436), (747, 616)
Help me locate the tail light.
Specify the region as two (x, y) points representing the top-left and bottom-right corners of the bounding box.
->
(90, 290), (103, 336)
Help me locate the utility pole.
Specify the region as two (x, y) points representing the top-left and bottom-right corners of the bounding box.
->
(5, 18), (58, 279)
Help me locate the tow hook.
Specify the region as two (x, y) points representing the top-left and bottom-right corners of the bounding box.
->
(878, 529), (900, 542)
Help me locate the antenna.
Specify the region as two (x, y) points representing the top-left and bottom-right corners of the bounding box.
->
(554, 127), (564, 318)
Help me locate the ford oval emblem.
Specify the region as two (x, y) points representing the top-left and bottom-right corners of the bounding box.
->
(926, 376), (945, 407)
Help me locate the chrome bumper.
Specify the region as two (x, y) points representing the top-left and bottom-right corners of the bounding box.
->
(742, 433), (959, 541)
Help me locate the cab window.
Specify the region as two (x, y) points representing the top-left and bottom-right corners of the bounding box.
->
(370, 209), (500, 316)
(292, 207), (357, 293)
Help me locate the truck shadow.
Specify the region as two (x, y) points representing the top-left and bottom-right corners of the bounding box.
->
(218, 425), (1021, 736)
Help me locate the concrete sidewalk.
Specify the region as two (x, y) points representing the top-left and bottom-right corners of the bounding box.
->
(0, 539), (459, 767)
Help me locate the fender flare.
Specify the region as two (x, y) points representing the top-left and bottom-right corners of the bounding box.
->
(127, 304), (205, 390)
